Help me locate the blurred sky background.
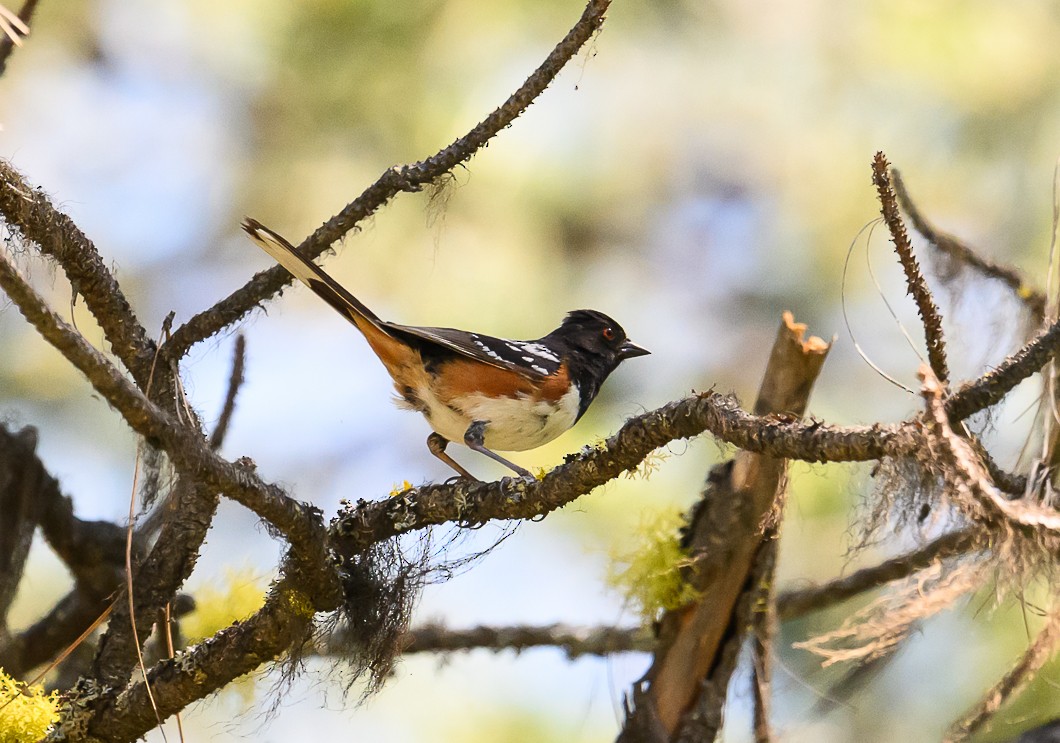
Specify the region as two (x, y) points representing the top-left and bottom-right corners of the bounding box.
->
(2, 0), (1060, 740)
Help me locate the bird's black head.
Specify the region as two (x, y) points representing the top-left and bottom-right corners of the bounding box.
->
(543, 309), (649, 418)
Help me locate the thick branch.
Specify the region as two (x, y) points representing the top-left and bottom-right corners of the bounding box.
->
(58, 564), (317, 743)
(0, 158), (157, 384)
(0, 251), (327, 553)
(331, 392), (910, 555)
(872, 152), (950, 386)
(623, 314), (830, 740)
(163, 0), (613, 360)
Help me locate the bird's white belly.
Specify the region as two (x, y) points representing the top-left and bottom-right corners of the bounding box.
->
(414, 385), (581, 452)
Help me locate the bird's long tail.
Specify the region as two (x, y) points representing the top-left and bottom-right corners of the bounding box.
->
(241, 218), (420, 372)
(241, 217), (385, 327)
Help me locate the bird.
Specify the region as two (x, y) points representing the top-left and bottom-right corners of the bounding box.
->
(242, 217), (650, 480)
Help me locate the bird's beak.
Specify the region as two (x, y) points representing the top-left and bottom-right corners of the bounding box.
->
(618, 340), (651, 360)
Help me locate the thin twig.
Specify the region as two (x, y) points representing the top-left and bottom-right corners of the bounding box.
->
(872, 152), (950, 387)
(164, 0), (613, 361)
(945, 605), (1060, 742)
(209, 334), (246, 450)
(892, 168), (1046, 319)
(123, 330), (168, 741)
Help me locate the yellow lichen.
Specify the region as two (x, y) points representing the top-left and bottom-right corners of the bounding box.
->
(183, 568), (268, 643)
(607, 508), (700, 622)
(388, 480), (414, 497)
(0, 667), (59, 743)
(625, 448), (669, 480)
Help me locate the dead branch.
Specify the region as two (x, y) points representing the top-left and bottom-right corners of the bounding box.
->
(794, 560), (986, 668)
(0, 0), (34, 74)
(945, 312), (1060, 423)
(775, 528), (977, 620)
(923, 366), (1060, 541)
(945, 605), (1060, 742)
(163, 0), (613, 362)
(619, 313), (831, 741)
(891, 168), (1046, 319)
(399, 623), (651, 659)
(872, 152), (950, 386)
(751, 538), (777, 743)
(209, 334), (246, 450)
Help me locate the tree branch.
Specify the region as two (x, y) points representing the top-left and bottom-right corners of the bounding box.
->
(872, 152), (950, 387)
(923, 367), (1060, 539)
(399, 623), (650, 659)
(0, 0), (35, 76)
(775, 528), (977, 620)
(208, 334), (246, 450)
(0, 158), (158, 384)
(330, 392), (912, 555)
(56, 562), (318, 743)
(0, 250), (329, 557)
(945, 313), (1060, 423)
(163, 0), (613, 361)
(945, 605), (1060, 742)
(891, 168), (1046, 319)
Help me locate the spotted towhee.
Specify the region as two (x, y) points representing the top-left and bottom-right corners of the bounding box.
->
(242, 218), (650, 480)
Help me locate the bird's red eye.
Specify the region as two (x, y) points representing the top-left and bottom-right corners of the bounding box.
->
(602, 327), (615, 341)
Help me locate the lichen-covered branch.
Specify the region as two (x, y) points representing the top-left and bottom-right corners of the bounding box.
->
(945, 314), (1060, 422)
(53, 565), (319, 743)
(0, 158), (157, 384)
(872, 152), (950, 387)
(0, 250), (331, 573)
(922, 368), (1060, 545)
(0, 423), (133, 678)
(163, 0), (613, 361)
(330, 392), (912, 555)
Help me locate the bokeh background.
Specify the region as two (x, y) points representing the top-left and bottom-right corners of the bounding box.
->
(3, 0), (1060, 740)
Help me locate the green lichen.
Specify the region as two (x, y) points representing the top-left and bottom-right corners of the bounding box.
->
(607, 508), (700, 622)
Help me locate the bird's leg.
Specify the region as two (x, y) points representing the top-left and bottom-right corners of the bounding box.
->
(463, 421), (532, 478)
(427, 433), (479, 481)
